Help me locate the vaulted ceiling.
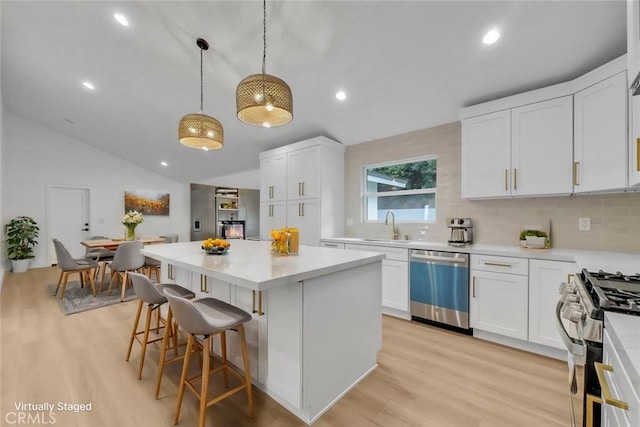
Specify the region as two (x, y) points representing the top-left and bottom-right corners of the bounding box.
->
(1, 1), (627, 183)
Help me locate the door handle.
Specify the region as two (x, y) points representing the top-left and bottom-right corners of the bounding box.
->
(573, 162), (580, 186)
(301, 182), (305, 196)
(298, 182), (302, 196)
(595, 362), (629, 410)
(81, 228), (89, 231)
(513, 168), (517, 191)
(504, 169), (508, 191)
(472, 276), (476, 297)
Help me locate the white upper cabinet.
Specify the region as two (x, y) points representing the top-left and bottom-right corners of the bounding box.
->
(260, 154), (287, 202)
(461, 110), (511, 198)
(511, 96), (573, 197)
(461, 54), (629, 199)
(286, 146), (321, 200)
(461, 96), (573, 198)
(259, 137), (345, 245)
(574, 71), (628, 193)
(630, 95), (640, 186)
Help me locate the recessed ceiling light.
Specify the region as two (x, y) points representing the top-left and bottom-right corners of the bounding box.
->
(82, 81), (95, 90)
(114, 13), (129, 27)
(483, 29), (500, 45)
(161, 161), (168, 166)
(336, 90), (347, 101)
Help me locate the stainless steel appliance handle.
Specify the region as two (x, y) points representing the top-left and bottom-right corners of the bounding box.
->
(411, 253), (467, 263)
(555, 301), (585, 357)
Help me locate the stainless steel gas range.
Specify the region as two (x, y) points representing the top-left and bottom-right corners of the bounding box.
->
(557, 269), (640, 427)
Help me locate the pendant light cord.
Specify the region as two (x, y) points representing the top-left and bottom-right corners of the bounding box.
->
(200, 46), (204, 112)
(262, 0), (267, 75)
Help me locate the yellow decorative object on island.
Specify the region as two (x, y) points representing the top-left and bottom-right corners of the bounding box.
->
(270, 229), (289, 256)
(287, 228), (299, 253)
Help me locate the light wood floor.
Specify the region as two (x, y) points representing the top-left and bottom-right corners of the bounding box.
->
(1, 267), (581, 426)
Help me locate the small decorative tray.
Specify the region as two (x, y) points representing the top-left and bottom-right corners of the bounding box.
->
(202, 247), (229, 255)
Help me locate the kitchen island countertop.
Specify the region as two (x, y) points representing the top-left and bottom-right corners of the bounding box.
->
(142, 239), (385, 291)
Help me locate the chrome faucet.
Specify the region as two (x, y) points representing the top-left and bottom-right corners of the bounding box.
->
(384, 210), (399, 240)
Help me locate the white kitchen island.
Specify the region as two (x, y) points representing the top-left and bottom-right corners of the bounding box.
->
(141, 240), (384, 425)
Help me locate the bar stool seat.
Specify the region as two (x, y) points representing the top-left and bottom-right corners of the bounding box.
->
(126, 273), (196, 385)
(163, 289), (255, 427)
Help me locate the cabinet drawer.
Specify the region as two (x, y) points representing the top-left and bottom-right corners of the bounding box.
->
(344, 244), (408, 262)
(471, 254), (528, 276)
(603, 331), (640, 426)
(320, 242), (345, 249)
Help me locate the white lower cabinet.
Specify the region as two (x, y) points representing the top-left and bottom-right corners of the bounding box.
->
(602, 328), (639, 427)
(528, 259), (576, 350)
(470, 255), (528, 340)
(344, 243), (409, 317)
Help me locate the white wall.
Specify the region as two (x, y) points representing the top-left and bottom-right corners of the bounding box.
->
(198, 169), (260, 190)
(2, 111), (190, 269)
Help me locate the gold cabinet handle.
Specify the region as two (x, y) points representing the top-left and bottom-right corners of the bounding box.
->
(504, 169), (508, 191)
(252, 290), (264, 316)
(168, 264), (175, 280)
(637, 138), (640, 172)
(513, 168), (517, 190)
(567, 273), (574, 283)
(595, 362), (629, 410)
(298, 182), (302, 196)
(484, 262), (512, 268)
(472, 276), (476, 297)
(200, 274), (209, 294)
(573, 161), (580, 186)
(301, 182), (305, 196)
(301, 202), (305, 217)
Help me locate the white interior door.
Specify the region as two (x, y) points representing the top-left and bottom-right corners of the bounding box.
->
(47, 186), (90, 263)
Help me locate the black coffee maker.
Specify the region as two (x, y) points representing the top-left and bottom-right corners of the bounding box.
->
(447, 218), (473, 246)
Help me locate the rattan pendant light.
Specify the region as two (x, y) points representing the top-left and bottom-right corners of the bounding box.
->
(178, 38), (223, 150)
(236, 0), (293, 128)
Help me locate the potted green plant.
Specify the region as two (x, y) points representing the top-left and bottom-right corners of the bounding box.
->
(6, 216), (40, 273)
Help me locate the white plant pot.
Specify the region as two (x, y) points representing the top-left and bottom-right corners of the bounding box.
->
(11, 259), (30, 273)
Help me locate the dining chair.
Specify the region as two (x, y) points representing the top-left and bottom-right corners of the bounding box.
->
(144, 234), (178, 282)
(85, 235), (116, 283)
(106, 241), (145, 301)
(52, 238), (99, 299)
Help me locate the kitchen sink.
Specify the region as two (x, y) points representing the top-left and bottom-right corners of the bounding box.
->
(359, 238), (409, 244)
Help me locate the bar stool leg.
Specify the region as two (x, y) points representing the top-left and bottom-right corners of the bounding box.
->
(137, 304), (154, 380)
(121, 272), (129, 302)
(238, 324), (255, 417)
(155, 307), (174, 399)
(199, 335), (211, 427)
(126, 300), (144, 362)
(220, 331), (229, 389)
(174, 334), (195, 425)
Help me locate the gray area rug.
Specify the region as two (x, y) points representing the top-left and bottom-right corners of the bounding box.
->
(48, 278), (138, 315)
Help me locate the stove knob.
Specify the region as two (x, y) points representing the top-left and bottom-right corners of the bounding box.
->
(568, 308), (583, 323)
(566, 295), (580, 303)
(562, 303), (581, 320)
(559, 282), (567, 294)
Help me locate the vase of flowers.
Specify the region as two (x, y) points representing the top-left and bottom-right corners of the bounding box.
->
(270, 229), (289, 256)
(122, 210), (143, 241)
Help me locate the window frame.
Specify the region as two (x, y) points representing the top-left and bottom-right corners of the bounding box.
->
(361, 155), (438, 224)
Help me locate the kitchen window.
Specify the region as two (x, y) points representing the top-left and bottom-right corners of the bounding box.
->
(363, 156), (437, 222)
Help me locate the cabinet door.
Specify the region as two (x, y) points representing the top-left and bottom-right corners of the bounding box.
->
(461, 110), (511, 198)
(511, 96), (573, 196)
(225, 286), (261, 382)
(574, 72), (628, 193)
(382, 259), (409, 312)
(528, 259), (575, 349)
(260, 154), (287, 202)
(287, 147), (321, 200)
(630, 95), (640, 186)
(286, 199), (320, 246)
(470, 270), (528, 340)
(259, 201), (286, 240)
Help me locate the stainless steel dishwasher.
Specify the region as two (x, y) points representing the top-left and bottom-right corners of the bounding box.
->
(409, 250), (471, 333)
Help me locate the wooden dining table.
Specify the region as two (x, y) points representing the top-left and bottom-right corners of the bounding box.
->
(80, 237), (167, 250)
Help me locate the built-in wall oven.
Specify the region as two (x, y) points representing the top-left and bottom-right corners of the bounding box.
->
(218, 220), (245, 239)
(557, 269), (640, 427)
(409, 250), (471, 333)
